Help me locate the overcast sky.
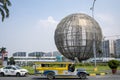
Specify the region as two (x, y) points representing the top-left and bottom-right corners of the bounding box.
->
(0, 0), (120, 56)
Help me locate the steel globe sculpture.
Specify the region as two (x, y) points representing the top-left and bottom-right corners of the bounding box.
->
(54, 13), (102, 62)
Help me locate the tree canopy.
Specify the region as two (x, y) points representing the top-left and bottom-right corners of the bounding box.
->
(8, 57), (15, 65)
(0, 47), (7, 53)
(0, 0), (11, 22)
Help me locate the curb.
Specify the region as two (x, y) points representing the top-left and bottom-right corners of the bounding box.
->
(89, 73), (107, 76)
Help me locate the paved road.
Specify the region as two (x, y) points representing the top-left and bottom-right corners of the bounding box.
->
(0, 75), (120, 80)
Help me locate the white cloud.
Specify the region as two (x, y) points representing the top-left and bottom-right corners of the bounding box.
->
(38, 16), (58, 27)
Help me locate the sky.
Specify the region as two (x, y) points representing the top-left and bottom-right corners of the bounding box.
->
(0, 0), (120, 56)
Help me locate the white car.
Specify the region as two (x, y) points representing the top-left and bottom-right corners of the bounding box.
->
(0, 65), (28, 77)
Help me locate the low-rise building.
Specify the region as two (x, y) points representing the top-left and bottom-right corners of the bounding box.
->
(12, 51), (65, 66)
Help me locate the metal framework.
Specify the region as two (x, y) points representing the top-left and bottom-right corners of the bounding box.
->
(54, 13), (102, 62)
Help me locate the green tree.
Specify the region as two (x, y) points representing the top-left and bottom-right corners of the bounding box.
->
(108, 60), (119, 69)
(8, 57), (15, 65)
(0, 0), (11, 21)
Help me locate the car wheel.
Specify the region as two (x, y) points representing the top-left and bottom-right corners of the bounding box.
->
(47, 72), (55, 80)
(24, 73), (28, 77)
(0, 72), (4, 77)
(16, 73), (21, 77)
(78, 73), (87, 79)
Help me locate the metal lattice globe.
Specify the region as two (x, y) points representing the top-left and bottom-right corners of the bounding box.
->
(54, 13), (102, 61)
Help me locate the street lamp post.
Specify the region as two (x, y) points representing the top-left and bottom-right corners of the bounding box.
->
(90, 0), (97, 71)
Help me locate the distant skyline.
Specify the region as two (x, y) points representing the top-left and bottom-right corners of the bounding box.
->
(0, 0), (120, 56)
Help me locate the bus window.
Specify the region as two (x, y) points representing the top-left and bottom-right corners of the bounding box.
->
(60, 64), (66, 67)
(41, 64), (66, 67)
(41, 64), (45, 67)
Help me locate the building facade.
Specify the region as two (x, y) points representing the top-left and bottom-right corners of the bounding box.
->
(115, 39), (120, 57)
(102, 40), (115, 57)
(13, 52), (26, 57)
(28, 52), (45, 57)
(12, 51), (65, 66)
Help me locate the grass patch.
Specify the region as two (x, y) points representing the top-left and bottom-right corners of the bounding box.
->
(76, 66), (110, 74)
(22, 66), (34, 75)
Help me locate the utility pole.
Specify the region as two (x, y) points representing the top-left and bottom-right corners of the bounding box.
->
(90, 0), (97, 71)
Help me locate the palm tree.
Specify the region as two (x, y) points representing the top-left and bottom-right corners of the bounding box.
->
(0, 47), (6, 53)
(0, 0), (11, 22)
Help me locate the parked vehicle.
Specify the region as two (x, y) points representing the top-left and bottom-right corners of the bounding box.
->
(0, 65), (28, 77)
(34, 62), (89, 80)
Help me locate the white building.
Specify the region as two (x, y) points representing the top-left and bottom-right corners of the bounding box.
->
(12, 51), (63, 66)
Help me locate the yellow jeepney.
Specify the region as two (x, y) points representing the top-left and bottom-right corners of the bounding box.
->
(34, 62), (89, 80)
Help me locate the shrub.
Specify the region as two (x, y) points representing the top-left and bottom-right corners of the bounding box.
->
(108, 60), (120, 69)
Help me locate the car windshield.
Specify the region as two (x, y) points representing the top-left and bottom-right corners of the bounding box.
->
(15, 66), (22, 69)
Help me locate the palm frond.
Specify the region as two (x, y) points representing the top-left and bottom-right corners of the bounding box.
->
(5, 0), (11, 6)
(3, 4), (9, 17)
(0, 0), (11, 21)
(0, 8), (5, 21)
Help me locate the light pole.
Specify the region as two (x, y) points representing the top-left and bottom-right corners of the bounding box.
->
(90, 0), (97, 71)
(90, 0), (96, 18)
